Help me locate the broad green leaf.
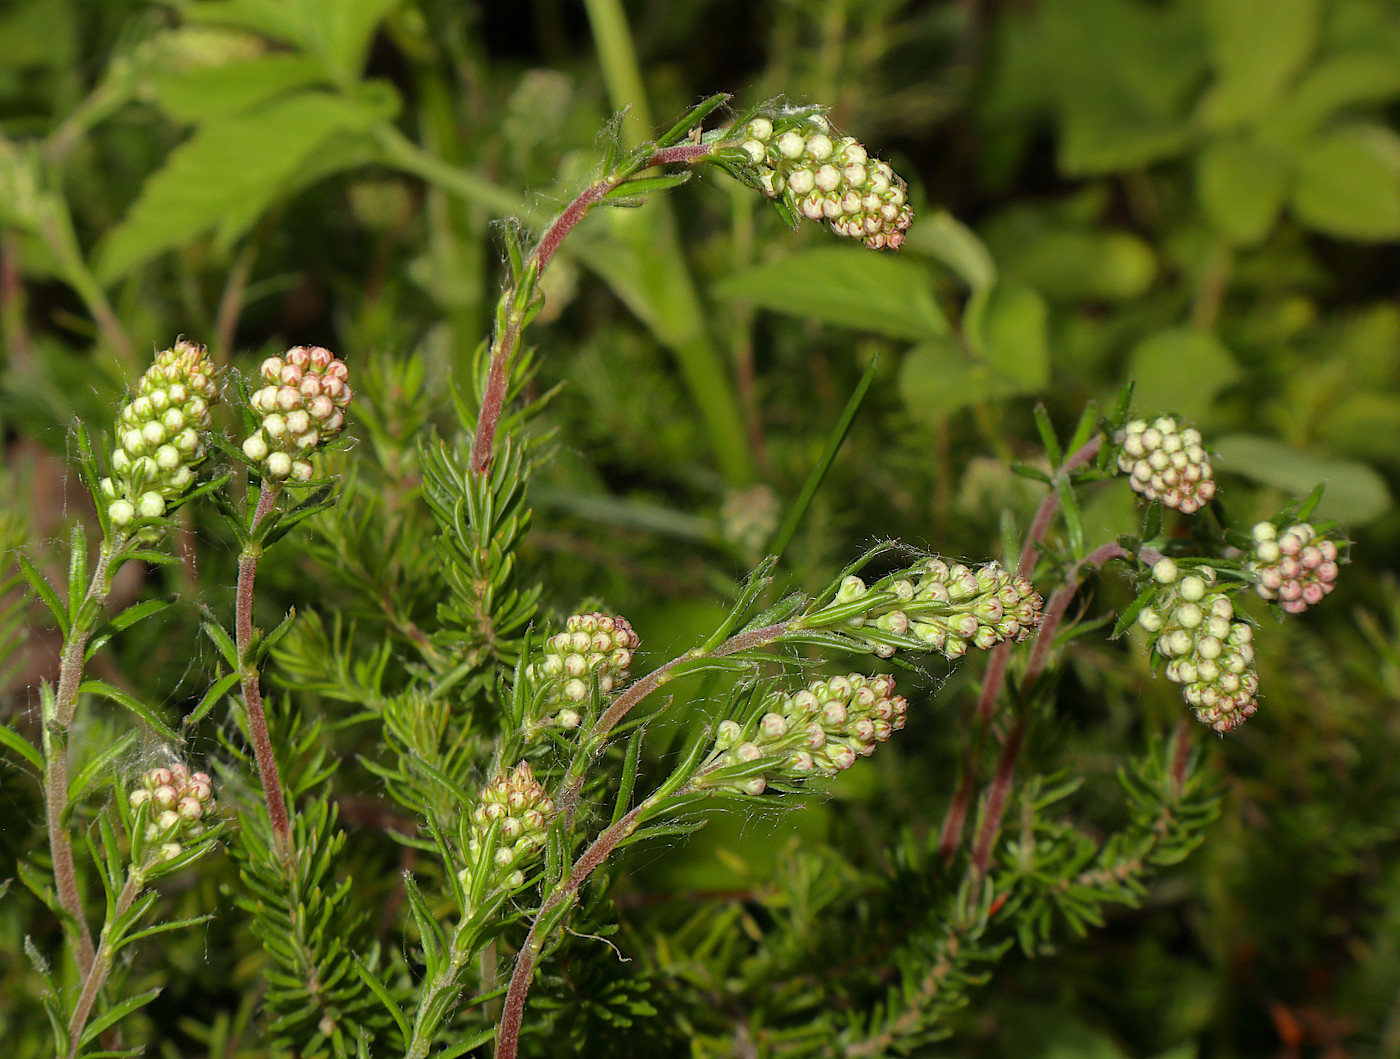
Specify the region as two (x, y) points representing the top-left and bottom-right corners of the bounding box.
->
(982, 213), (1155, 301)
(1199, 0), (1321, 128)
(1197, 138), (1290, 245)
(898, 336), (1038, 422)
(172, 0), (305, 46)
(1263, 50), (1400, 144)
(1127, 327), (1239, 420)
(152, 53), (326, 122)
(95, 87), (398, 282)
(711, 246), (948, 340)
(905, 208), (997, 291)
(1292, 124), (1400, 240)
(964, 278), (1049, 388)
(1213, 434), (1392, 522)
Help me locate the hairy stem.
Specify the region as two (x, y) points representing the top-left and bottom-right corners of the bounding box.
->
(469, 142), (715, 474)
(64, 867), (144, 1059)
(236, 487), (292, 856)
(43, 537), (124, 976)
(937, 434), (1103, 865)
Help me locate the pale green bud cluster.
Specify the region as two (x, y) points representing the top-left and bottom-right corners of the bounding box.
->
(1136, 559), (1258, 732)
(457, 763), (554, 892)
(702, 673), (908, 795)
(241, 345), (351, 481)
(1115, 416), (1216, 514)
(732, 112), (913, 250)
(832, 559), (1042, 660)
(525, 612), (640, 728)
(1248, 521), (1341, 615)
(128, 763), (216, 861)
(101, 339), (219, 528)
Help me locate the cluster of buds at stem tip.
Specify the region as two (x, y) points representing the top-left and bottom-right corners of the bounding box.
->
(128, 763), (216, 861)
(241, 345), (351, 482)
(807, 558), (1042, 660)
(101, 338), (219, 529)
(700, 674), (908, 795)
(1136, 558), (1259, 733)
(1115, 415), (1216, 514)
(458, 763), (554, 893)
(728, 110), (913, 250)
(523, 613), (640, 729)
(1248, 521), (1342, 614)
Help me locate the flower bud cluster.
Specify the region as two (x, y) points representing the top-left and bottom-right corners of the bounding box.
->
(1135, 559), (1258, 732)
(1247, 521), (1341, 614)
(241, 345), (351, 481)
(101, 339), (219, 528)
(459, 763), (554, 892)
(705, 673), (908, 795)
(525, 613), (641, 729)
(128, 763), (216, 860)
(831, 559), (1042, 660)
(732, 112), (913, 250)
(1115, 416), (1216, 514)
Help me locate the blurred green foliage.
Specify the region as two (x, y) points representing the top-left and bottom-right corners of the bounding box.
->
(3, 0), (1400, 1055)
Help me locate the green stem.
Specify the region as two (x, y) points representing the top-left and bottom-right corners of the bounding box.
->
(44, 537), (124, 977)
(64, 867), (144, 1059)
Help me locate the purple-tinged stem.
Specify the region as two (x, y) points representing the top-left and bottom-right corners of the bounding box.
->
(469, 143), (715, 475)
(937, 434), (1104, 866)
(236, 486), (292, 856)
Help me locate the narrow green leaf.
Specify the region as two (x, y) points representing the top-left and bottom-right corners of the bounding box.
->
(68, 731), (137, 806)
(80, 680), (179, 742)
(120, 913), (215, 946)
(769, 353), (880, 561)
(202, 618), (240, 669)
(605, 172), (692, 199)
(250, 608), (298, 667)
(654, 92), (731, 148)
(87, 597), (177, 660)
(0, 721), (43, 774)
(66, 522), (87, 628)
(1112, 588), (1158, 640)
(184, 671), (242, 728)
(435, 1029), (496, 1058)
(17, 553), (69, 636)
(79, 986), (162, 1045)
(353, 957), (411, 1042)
(1034, 405), (1063, 467)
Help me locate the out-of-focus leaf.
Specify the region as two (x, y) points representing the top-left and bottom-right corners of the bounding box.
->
(906, 209), (997, 291)
(1292, 124), (1400, 240)
(1214, 434), (1392, 523)
(1199, 0), (1320, 128)
(1127, 327), (1239, 420)
(95, 87), (398, 281)
(982, 215), (1156, 301)
(711, 246), (948, 340)
(1263, 50), (1400, 143)
(1196, 138), (1290, 245)
(964, 279), (1049, 389)
(151, 53), (326, 122)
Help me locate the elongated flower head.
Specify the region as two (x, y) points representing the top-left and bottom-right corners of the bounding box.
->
(460, 762), (554, 892)
(242, 345), (352, 481)
(728, 109), (913, 250)
(102, 338), (219, 528)
(128, 762), (216, 860)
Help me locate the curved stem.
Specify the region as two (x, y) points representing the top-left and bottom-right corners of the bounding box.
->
(236, 487), (292, 857)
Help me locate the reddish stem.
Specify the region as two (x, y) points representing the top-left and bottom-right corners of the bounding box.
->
(469, 142), (715, 475)
(236, 487), (293, 855)
(937, 434), (1103, 865)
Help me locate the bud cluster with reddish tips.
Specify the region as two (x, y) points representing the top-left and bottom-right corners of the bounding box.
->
(128, 763), (216, 861)
(819, 558), (1042, 661)
(241, 345), (352, 482)
(1248, 521), (1342, 614)
(1135, 559), (1259, 733)
(731, 111), (914, 250)
(524, 613), (641, 729)
(1115, 416), (1216, 514)
(701, 673), (908, 795)
(101, 338), (220, 528)
(459, 763), (554, 893)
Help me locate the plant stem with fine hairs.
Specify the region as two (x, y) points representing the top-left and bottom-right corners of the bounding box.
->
(235, 486), (293, 857)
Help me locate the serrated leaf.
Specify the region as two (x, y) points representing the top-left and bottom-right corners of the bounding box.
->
(711, 246), (948, 340)
(96, 88), (398, 282)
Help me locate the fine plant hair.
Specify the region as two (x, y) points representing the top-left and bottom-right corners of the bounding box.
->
(4, 95), (1350, 1059)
